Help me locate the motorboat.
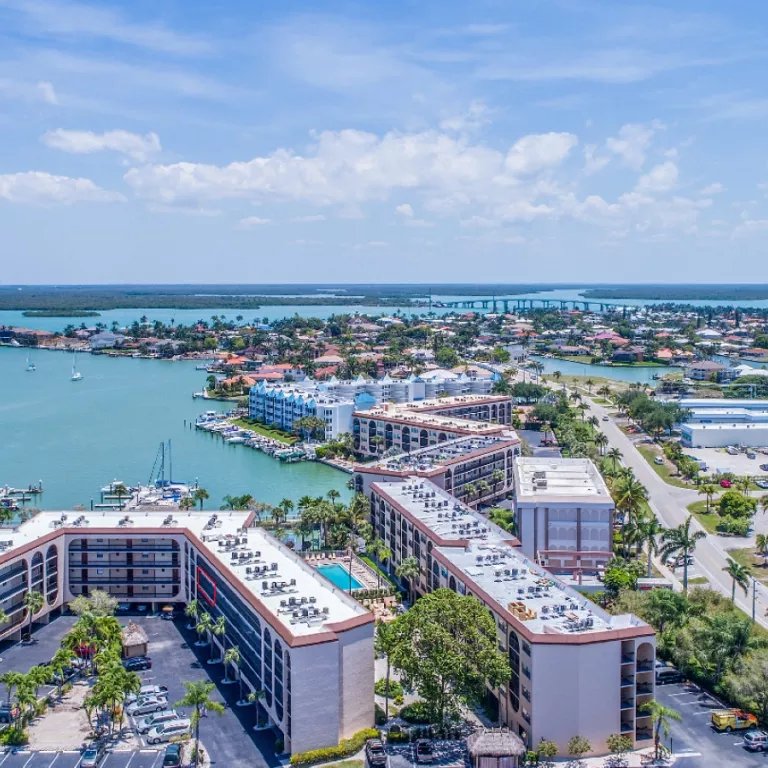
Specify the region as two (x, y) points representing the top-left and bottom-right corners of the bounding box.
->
(71, 351), (83, 381)
(26, 351), (36, 372)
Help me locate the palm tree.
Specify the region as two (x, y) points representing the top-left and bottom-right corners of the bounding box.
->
(185, 599), (200, 631)
(174, 681), (225, 767)
(723, 558), (751, 602)
(640, 700), (681, 761)
(209, 616), (226, 661)
(577, 402), (589, 421)
(395, 556), (420, 603)
(586, 378), (595, 394)
(23, 590), (44, 641)
(553, 371), (562, 382)
(179, 496), (196, 511)
(756, 533), (768, 567)
(659, 516), (706, 592)
(594, 433), (608, 456)
(327, 489), (341, 511)
(0, 671), (25, 707)
(636, 514), (663, 578)
(195, 612), (213, 646)
(222, 646), (240, 685)
(194, 487), (209, 511)
(607, 447), (623, 471)
(737, 476), (752, 496)
(367, 539), (391, 588)
(375, 621), (403, 720)
(760, 494), (768, 516)
(614, 476), (648, 533)
(112, 483), (128, 510)
(0, 609), (8, 634)
(698, 483), (718, 513)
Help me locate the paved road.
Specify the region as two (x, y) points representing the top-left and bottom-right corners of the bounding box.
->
(583, 393), (768, 626)
(0, 749), (166, 768)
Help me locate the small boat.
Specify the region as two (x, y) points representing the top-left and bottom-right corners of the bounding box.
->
(71, 352), (83, 382)
(26, 351), (36, 372)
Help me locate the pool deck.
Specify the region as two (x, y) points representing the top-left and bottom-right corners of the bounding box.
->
(304, 552), (380, 590)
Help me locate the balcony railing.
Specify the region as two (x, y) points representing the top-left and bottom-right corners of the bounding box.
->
(620, 721), (634, 734)
(620, 676), (635, 687)
(68, 577), (179, 585)
(636, 684), (653, 695)
(0, 582), (29, 604)
(621, 653), (635, 664)
(636, 660), (654, 672)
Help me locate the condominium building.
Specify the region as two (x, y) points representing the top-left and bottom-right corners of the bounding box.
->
(368, 477), (655, 756)
(354, 433), (522, 507)
(0, 510), (374, 755)
(353, 395), (514, 457)
(512, 458), (614, 571)
(248, 373), (500, 440)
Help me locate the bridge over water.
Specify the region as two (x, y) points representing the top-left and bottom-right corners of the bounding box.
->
(439, 297), (622, 313)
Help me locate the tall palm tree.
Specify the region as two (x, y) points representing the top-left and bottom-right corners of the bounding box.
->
(698, 483), (718, 513)
(760, 494), (768, 516)
(112, 483), (128, 510)
(594, 433), (608, 456)
(607, 447), (623, 471)
(395, 557), (420, 604)
(367, 539), (391, 588)
(640, 700), (682, 761)
(659, 516), (706, 592)
(185, 599), (200, 631)
(585, 378), (595, 394)
(174, 681), (225, 767)
(209, 616), (226, 661)
(723, 558), (751, 602)
(195, 612), (213, 646)
(194, 488), (209, 511)
(756, 533), (768, 567)
(375, 620), (403, 720)
(23, 590), (44, 641)
(635, 514), (663, 578)
(222, 646), (240, 685)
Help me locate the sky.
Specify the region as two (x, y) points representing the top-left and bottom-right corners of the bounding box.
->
(2, 0), (768, 284)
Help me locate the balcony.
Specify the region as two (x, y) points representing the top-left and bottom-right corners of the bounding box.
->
(636, 683), (653, 696)
(621, 699), (634, 710)
(68, 577), (179, 585)
(620, 721), (634, 734)
(636, 660), (654, 673)
(0, 563), (27, 582)
(69, 545), (177, 553)
(620, 676), (635, 687)
(621, 653), (635, 664)
(0, 582), (29, 604)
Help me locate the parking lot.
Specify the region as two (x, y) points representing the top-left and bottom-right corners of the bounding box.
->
(0, 748), (166, 768)
(655, 679), (767, 768)
(687, 447), (768, 479)
(387, 740), (468, 768)
(0, 614), (281, 768)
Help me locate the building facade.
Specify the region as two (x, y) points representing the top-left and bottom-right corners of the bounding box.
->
(0, 511), (374, 756)
(367, 477), (654, 756)
(512, 458), (615, 572)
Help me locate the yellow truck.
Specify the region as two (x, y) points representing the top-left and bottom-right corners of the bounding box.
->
(711, 709), (758, 732)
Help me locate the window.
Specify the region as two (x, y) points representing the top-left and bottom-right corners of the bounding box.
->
(508, 632), (520, 713)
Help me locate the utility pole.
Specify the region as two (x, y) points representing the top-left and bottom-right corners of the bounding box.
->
(753, 578), (758, 623)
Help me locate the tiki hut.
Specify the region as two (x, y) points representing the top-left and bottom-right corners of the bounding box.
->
(121, 621), (149, 658)
(467, 728), (526, 768)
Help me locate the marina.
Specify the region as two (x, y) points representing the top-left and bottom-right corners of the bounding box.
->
(0, 346), (351, 512)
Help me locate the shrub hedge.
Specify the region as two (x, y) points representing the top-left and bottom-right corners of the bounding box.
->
(374, 678), (403, 699)
(399, 701), (432, 724)
(289, 728), (380, 766)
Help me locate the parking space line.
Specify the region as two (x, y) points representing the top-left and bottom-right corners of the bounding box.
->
(0, 754), (10, 766)
(150, 752), (161, 768)
(22, 756), (35, 768)
(49, 753), (61, 768)
(124, 751), (136, 768)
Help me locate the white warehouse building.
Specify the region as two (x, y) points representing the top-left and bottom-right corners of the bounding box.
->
(678, 398), (768, 448)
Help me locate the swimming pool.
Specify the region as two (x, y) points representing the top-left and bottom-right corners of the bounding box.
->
(316, 563), (363, 590)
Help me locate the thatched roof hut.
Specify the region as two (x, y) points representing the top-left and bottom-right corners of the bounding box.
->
(467, 728), (526, 768)
(121, 621), (149, 658)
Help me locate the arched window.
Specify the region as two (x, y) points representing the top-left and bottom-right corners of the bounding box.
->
(420, 429), (429, 447)
(448, 576), (457, 592)
(45, 545), (58, 605)
(385, 423), (394, 449)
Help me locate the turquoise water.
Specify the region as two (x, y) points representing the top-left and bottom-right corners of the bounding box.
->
(316, 564), (362, 590)
(529, 355), (677, 385)
(0, 347), (350, 511)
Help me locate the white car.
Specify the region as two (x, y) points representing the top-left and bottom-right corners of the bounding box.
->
(126, 696), (168, 716)
(125, 684), (169, 705)
(136, 709), (181, 734)
(146, 718), (191, 745)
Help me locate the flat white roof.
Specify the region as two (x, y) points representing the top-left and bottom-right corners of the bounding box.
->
(680, 398), (768, 409)
(0, 510), (367, 638)
(513, 457), (612, 505)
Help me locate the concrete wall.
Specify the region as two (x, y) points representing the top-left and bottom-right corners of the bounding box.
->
(337, 621), (375, 739)
(530, 640), (622, 755)
(290, 639), (342, 754)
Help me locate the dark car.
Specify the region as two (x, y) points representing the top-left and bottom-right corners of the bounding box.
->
(656, 664), (685, 685)
(365, 738), (387, 767)
(759, 464), (768, 472)
(163, 743), (183, 767)
(0, 704), (20, 723)
(122, 656), (152, 671)
(415, 740), (435, 764)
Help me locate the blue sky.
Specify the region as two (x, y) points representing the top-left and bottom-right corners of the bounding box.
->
(1, 0), (768, 284)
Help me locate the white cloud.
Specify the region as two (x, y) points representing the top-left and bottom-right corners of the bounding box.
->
(504, 132), (577, 175)
(605, 123), (661, 170)
(353, 240), (388, 249)
(405, 219), (435, 228)
(43, 129), (161, 161)
(0, 171), (123, 205)
(583, 144), (610, 175)
(495, 200), (553, 222)
(732, 219), (768, 238)
(440, 101), (490, 133)
(699, 182), (724, 195)
(395, 203), (414, 218)
(460, 216), (496, 228)
(0, 78), (58, 104)
(238, 216), (271, 228)
(636, 161), (678, 192)
(291, 214), (325, 222)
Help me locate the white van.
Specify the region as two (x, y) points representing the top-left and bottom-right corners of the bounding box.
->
(147, 718), (191, 745)
(137, 709), (181, 734)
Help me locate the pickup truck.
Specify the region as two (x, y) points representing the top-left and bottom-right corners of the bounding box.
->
(711, 709), (758, 732)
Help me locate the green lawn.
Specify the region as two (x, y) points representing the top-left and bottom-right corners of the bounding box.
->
(592, 397), (611, 405)
(688, 576), (709, 585)
(360, 555), (398, 588)
(726, 547), (768, 584)
(230, 418), (298, 444)
(686, 500), (720, 534)
(331, 761), (364, 768)
(636, 444), (695, 489)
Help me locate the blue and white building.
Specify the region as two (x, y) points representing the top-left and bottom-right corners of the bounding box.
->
(679, 398), (768, 447)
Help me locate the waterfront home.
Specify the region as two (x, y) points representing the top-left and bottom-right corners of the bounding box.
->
(685, 360), (728, 381)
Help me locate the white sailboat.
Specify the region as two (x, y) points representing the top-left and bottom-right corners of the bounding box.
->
(71, 351), (83, 382)
(25, 351), (36, 372)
